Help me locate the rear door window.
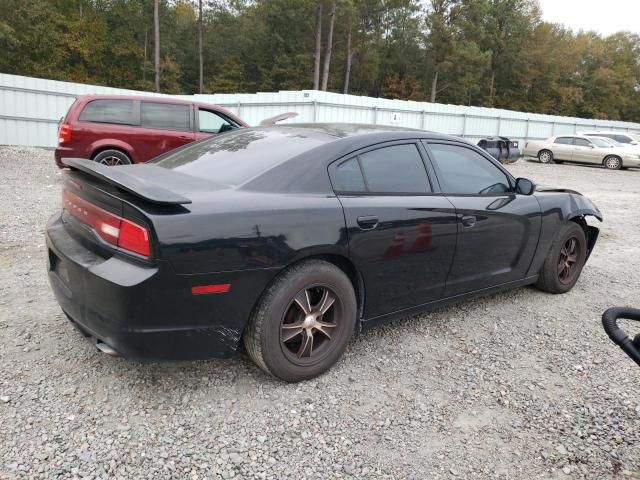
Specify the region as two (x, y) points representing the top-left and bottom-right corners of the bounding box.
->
(79, 99), (136, 125)
(330, 144), (431, 194)
(141, 102), (191, 131)
(554, 137), (574, 145)
(358, 144), (431, 193)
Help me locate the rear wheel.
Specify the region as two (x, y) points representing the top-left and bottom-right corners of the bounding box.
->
(243, 260), (357, 382)
(536, 222), (587, 294)
(603, 155), (622, 170)
(93, 149), (132, 166)
(538, 150), (554, 164)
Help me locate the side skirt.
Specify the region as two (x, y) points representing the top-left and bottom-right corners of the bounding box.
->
(359, 275), (539, 332)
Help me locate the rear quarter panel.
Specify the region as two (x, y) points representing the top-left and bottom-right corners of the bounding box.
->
(151, 190), (349, 275)
(523, 140), (548, 157)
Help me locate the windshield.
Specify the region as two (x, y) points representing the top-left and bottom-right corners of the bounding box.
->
(155, 127), (329, 186)
(629, 134), (640, 142)
(590, 137), (614, 148)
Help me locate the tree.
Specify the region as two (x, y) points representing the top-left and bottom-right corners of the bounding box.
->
(198, 0), (203, 93)
(313, 0), (322, 89)
(321, 0), (336, 91)
(1, 0), (639, 122)
(154, 0), (160, 92)
(425, 0), (459, 102)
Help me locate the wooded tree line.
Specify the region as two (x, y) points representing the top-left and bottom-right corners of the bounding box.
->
(1, 0), (640, 122)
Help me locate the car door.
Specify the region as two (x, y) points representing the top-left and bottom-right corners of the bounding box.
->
(422, 141), (541, 297)
(552, 136), (574, 160)
(329, 141), (458, 318)
(195, 107), (241, 140)
(130, 101), (196, 162)
(572, 137), (600, 164)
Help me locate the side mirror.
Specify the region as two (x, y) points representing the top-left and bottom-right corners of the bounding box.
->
(631, 141), (639, 145)
(515, 177), (536, 195)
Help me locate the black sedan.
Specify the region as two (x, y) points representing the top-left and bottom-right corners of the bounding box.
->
(46, 124), (602, 381)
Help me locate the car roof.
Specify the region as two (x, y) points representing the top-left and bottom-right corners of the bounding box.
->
(581, 131), (631, 136)
(75, 94), (243, 122)
(553, 134), (590, 139)
(157, 123), (482, 194)
(239, 124), (480, 192)
(269, 123), (466, 143)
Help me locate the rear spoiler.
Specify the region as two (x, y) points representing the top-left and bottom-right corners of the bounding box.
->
(260, 112), (299, 126)
(62, 158), (192, 205)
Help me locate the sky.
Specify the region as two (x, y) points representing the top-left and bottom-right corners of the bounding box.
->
(537, 0), (640, 36)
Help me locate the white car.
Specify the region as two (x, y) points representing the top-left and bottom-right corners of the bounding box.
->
(582, 131), (640, 151)
(522, 135), (640, 169)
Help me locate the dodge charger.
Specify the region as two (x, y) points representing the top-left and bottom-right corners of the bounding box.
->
(46, 124), (602, 381)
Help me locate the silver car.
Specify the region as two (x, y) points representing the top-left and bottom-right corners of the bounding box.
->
(522, 135), (640, 170)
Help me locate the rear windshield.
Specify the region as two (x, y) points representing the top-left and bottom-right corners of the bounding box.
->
(155, 128), (328, 186)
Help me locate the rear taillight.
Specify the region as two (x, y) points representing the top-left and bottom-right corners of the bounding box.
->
(63, 190), (151, 257)
(58, 123), (72, 144)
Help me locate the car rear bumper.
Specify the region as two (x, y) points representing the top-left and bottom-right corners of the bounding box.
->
(46, 212), (278, 361)
(54, 146), (82, 168)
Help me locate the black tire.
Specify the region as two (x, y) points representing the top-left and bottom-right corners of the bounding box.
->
(603, 155), (622, 170)
(92, 149), (132, 166)
(538, 150), (555, 164)
(243, 260), (357, 382)
(536, 222), (587, 294)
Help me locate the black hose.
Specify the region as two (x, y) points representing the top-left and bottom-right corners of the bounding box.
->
(602, 307), (640, 366)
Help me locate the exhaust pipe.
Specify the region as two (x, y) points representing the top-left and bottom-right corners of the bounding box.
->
(96, 341), (119, 356)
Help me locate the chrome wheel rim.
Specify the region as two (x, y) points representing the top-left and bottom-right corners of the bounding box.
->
(280, 285), (343, 365)
(539, 152), (551, 163)
(557, 236), (581, 285)
(605, 157), (620, 169)
(98, 155), (125, 166)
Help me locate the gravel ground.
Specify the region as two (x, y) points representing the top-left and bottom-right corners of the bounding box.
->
(1, 146), (639, 480)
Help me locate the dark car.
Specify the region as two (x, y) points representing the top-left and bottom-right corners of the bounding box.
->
(477, 136), (521, 164)
(54, 95), (248, 168)
(46, 124), (602, 381)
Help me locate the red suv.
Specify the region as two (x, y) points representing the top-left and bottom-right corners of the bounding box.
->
(55, 95), (248, 167)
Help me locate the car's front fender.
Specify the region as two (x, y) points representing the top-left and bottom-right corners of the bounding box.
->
(526, 190), (602, 277)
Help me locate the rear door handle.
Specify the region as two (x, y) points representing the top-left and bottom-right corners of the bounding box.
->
(357, 215), (379, 230)
(461, 215), (476, 228)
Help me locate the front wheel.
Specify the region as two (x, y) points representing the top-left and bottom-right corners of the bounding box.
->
(603, 155), (622, 170)
(536, 222), (587, 294)
(243, 260), (357, 382)
(538, 150), (555, 164)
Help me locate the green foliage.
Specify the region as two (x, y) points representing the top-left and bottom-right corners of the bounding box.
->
(1, 0), (639, 122)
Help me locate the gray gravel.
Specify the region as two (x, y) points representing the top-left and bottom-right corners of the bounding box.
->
(1, 147), (639, 479)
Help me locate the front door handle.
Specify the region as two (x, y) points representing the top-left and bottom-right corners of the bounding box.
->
(461, 215), (477, 228)
(357, 215), (379, 230)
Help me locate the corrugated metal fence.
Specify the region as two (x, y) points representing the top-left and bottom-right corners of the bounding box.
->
(2, 72), (640, 148)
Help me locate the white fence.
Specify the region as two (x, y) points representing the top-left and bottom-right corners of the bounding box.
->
(2, 72), (640, 149)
